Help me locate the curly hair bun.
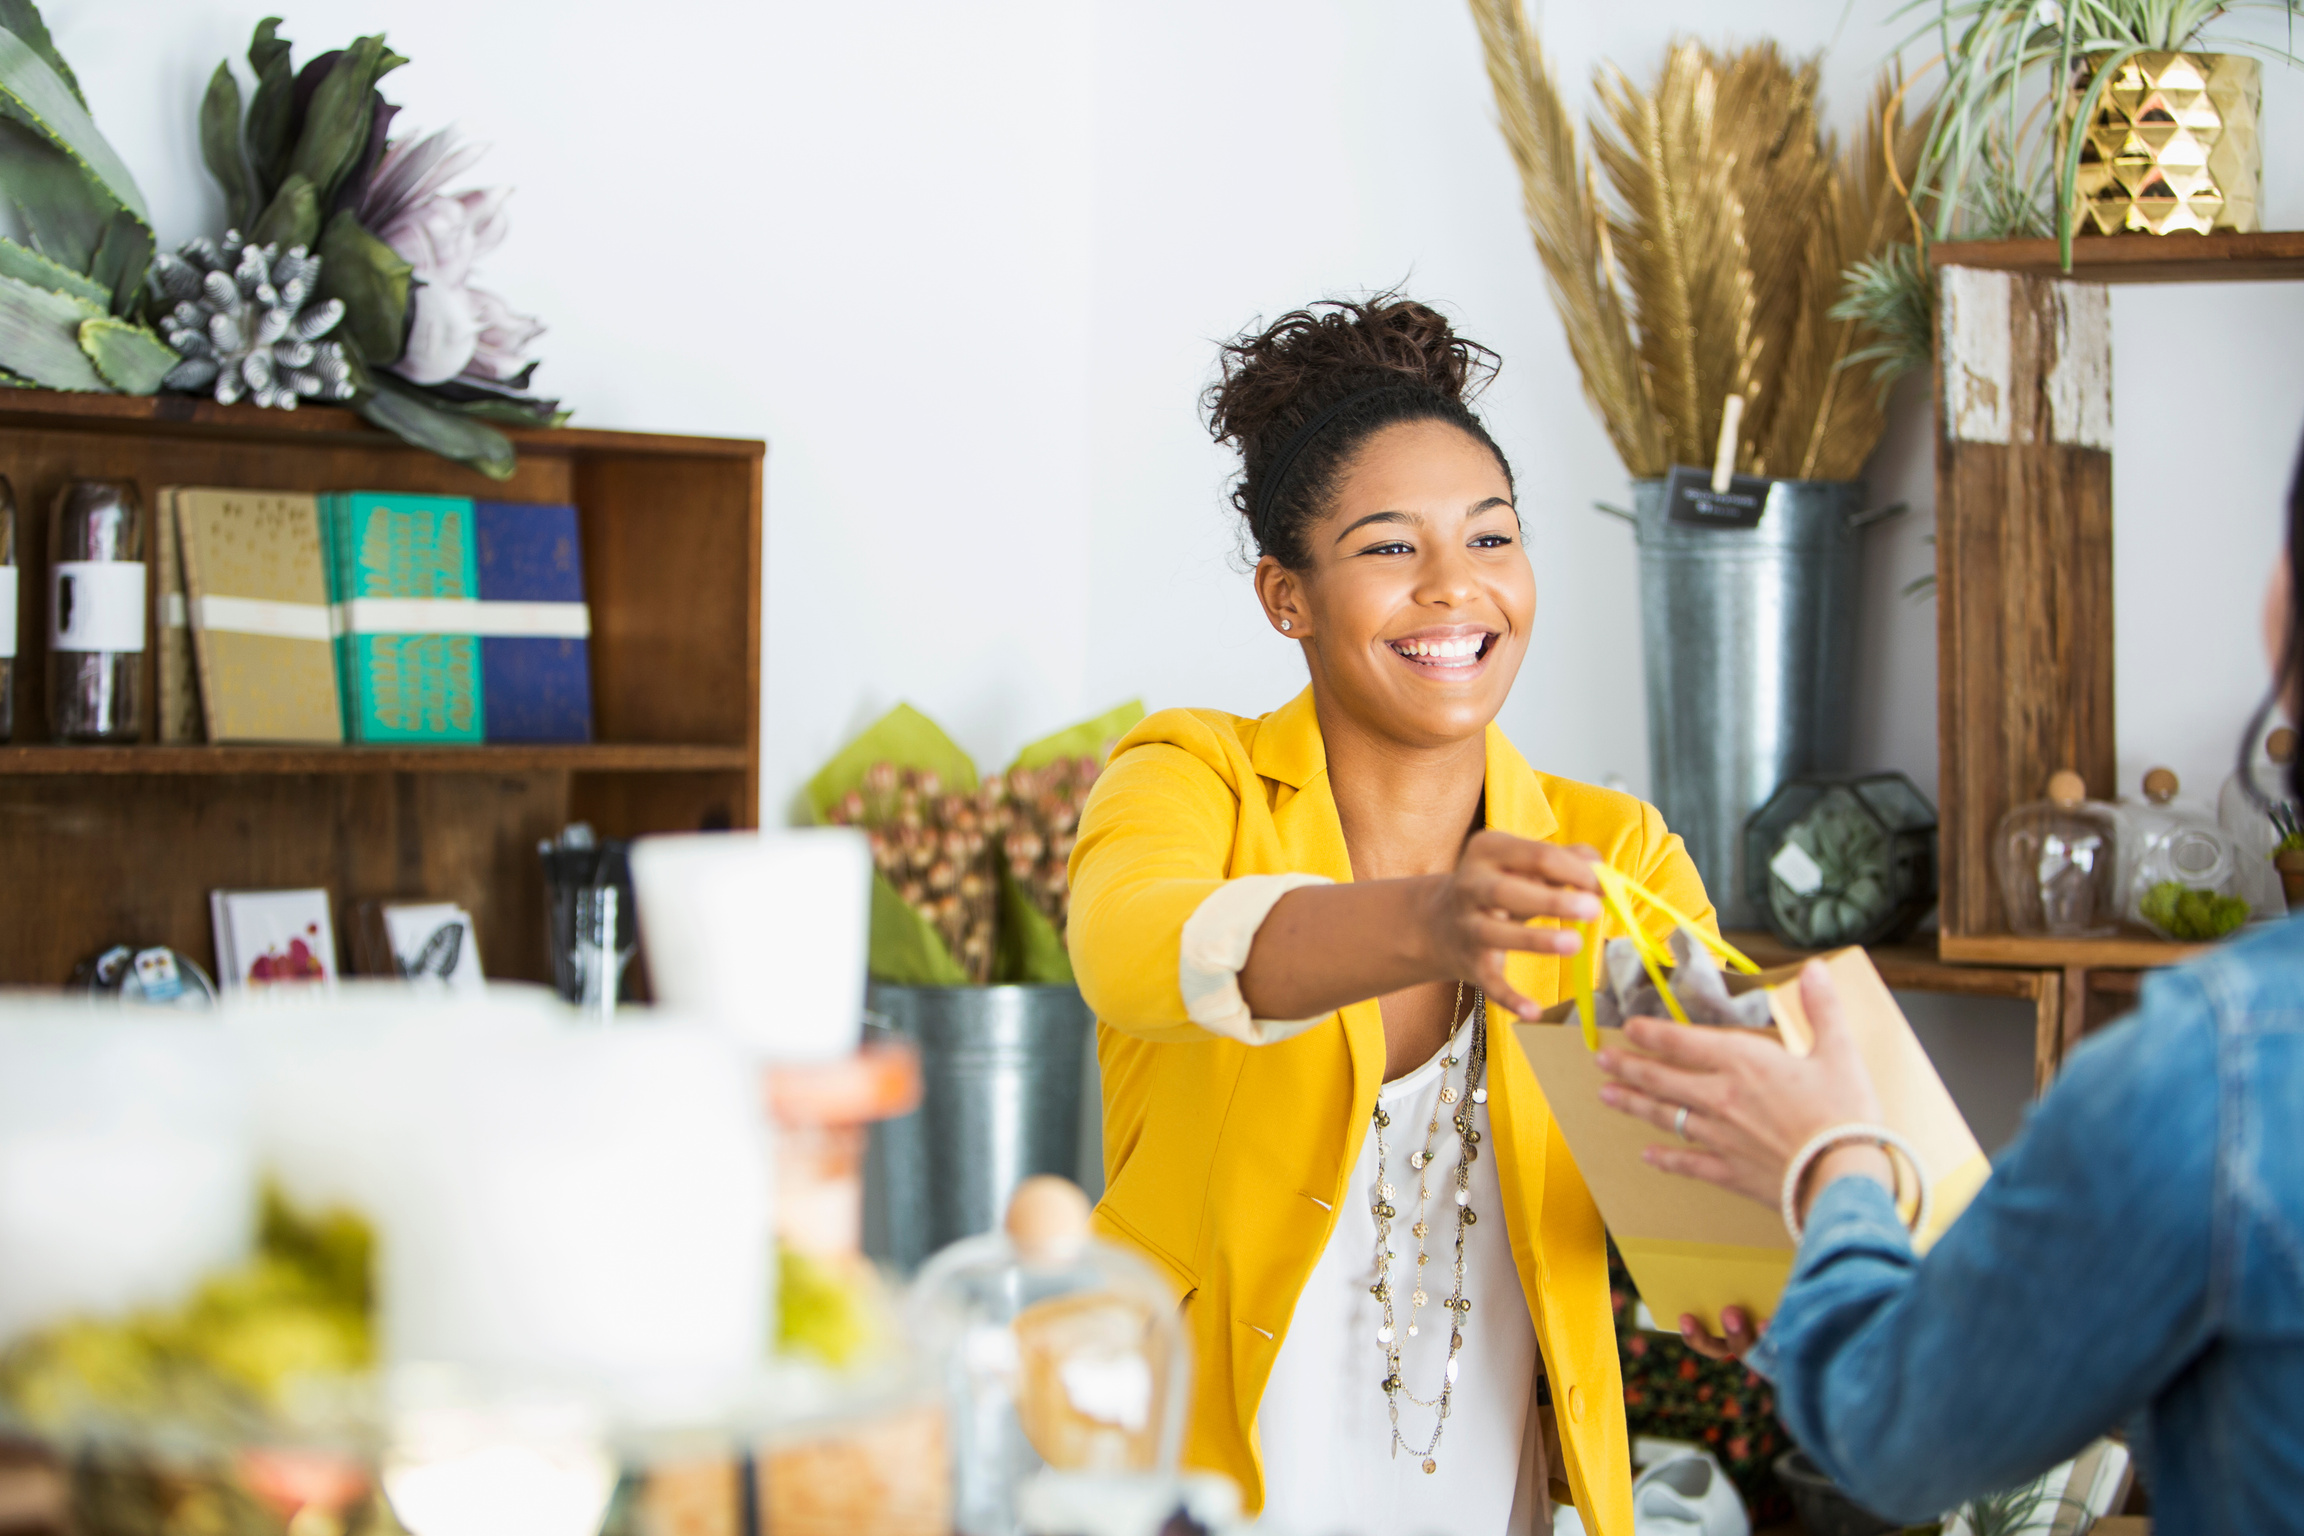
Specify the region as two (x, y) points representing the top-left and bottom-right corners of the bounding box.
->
(1203, 294), (1508, 566)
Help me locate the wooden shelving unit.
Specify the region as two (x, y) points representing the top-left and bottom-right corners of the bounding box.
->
(1929, 229), (2291, 1081)
(0, 390), (762, 989)
(1929, 228), (2304, 283)
(1726, 931), (2067, 1091)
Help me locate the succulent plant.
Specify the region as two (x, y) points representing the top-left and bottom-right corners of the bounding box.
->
(0, 3), (179, 394)
(151, 234), (355, 409)
(195, 18), (563, 476)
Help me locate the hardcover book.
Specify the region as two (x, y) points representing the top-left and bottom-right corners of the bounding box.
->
(153, 486), (201, 743)
(176, 488), (340, 742)
(473, 500), (594, 742)
(210, 887), (338, 993)
(324, 492), (484, 743)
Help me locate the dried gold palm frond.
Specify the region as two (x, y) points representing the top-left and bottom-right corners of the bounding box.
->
(1469, 4), (1924, 485)
(1798, 72), (1932, 480)
(1467, 0), (1665, 476)
(1591, 43), (1760, 473)
(1710, 44), (1831, 476)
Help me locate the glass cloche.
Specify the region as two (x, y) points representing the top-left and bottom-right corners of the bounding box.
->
(1742, 772), (1938, 949)
(2119, 767), (2249, 941)
(2219, 725), (2296, 918)
(1994, 771), (2123, 938)
(909, 1177), (1190, 1536)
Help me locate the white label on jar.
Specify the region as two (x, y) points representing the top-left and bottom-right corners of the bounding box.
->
(51, 561), (147, 653)
(0, 566), (16, 659)
(1770, 839), (1825, 896)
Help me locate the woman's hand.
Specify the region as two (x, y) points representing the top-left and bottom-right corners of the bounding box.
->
(1595, 962), (1890, 1359)
(1421, 831), (1603, 1019)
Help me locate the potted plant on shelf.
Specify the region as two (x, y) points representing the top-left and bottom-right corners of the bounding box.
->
(1896, 0), (2299, 267)
(1469, 1), (1925, 925)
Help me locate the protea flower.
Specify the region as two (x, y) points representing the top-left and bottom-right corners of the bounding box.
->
(356, 127), (543, 387)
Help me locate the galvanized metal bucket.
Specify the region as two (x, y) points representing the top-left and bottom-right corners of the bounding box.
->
(1622, 479), (1896, 930)
(863, 982), (1098, 1272)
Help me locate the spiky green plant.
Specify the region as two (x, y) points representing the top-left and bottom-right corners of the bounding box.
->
(0, 2), (178, 391)
(1895, 0), (2303, 269)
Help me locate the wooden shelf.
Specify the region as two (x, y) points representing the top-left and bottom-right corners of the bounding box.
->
(0, 743), (750, 775)
(1937, 933), (2209, 969)
(0, 388), (765, 461)
(0, 388), (763, 989)
(1929, 228), (2304, 283)
(1723, 930), (2057, 1002)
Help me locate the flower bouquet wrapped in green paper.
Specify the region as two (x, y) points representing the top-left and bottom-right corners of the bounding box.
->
(808, 701), (1141, 986)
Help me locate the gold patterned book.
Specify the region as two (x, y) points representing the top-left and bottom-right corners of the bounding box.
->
(153, 487), (201, 743)
(176, 488), (343, 743)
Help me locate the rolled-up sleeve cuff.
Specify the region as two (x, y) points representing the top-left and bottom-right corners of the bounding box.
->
(1178, 873), (1335, 1045)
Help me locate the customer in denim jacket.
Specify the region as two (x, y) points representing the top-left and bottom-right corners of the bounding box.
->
(1592, 439), (2304, 1534)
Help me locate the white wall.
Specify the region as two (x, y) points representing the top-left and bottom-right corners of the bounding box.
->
(54, 1), (2304, 1127)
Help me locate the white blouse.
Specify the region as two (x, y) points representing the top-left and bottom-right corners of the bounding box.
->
(1181, 877), (1548, 1536)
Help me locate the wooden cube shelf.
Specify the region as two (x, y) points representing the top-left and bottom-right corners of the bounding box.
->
(1926, 231), (2297, 1078)
(0, 390), (762, 989)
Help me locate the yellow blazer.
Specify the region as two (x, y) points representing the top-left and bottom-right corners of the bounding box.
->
(1066, 687), (1712, 1534)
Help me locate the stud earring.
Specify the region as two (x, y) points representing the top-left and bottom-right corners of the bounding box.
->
(1280, 619), (1292, 631)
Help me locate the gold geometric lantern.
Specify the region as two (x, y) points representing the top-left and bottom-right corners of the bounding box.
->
(2074, 51), (2262, 236)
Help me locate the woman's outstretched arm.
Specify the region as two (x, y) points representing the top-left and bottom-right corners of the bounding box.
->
(1237, 830), (1601, 1022)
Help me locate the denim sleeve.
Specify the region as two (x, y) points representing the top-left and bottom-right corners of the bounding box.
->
(1744, 973), (2220, 1522)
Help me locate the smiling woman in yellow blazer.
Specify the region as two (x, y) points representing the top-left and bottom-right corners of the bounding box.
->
(1067, 299), (1709, 1536)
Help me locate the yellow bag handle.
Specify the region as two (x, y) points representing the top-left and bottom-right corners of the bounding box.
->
(1570, 864), (1760, 1049)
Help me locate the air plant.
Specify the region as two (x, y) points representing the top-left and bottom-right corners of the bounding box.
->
(194, 17), (564, 477)
(1894, 0), (2304, 269)
(1467, 0), (1930, 482)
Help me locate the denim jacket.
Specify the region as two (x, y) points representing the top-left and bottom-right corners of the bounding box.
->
(1747, 917), (2304, 1534)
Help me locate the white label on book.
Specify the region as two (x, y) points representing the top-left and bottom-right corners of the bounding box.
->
(333, 597), (483, 635)
(470, 601), (591, 638)
(50, 561), (146, 653)
(162, 590), (187, 629)
(197, 594), (333, 642)
(0, 566), (16, 659)
(1770, 839), (1825, 896)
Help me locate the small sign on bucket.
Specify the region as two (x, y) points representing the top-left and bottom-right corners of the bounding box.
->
(1664, 464), (1771, 529)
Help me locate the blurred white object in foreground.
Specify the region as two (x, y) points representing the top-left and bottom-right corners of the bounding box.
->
(630, 828), (871, 1062)
(0, 1007), (254, 1348)
(383, 1378), (620, 1536)
(227, 986), (773, 1419)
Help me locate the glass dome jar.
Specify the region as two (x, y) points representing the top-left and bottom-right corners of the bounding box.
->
(2119, 768), (2249, 940)
(2219, 725), (2295, 918)
(1742, 771), (1937, 949)
(1994, 771), (2124, 938)
(909, 1178), (1189, 1536)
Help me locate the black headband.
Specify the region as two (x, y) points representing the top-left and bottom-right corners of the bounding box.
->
(1250, 381), (1414, 551)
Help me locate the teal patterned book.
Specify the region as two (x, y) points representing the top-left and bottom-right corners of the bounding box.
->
(324, 492), (484, 743)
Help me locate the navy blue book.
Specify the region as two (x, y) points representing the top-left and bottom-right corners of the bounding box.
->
(472, 501), (594, 743)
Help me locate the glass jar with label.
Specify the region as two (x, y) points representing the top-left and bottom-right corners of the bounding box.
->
(0, 475), (16, 739)
(1994, 771), (2124, 937)
(48, 479), (144, 742)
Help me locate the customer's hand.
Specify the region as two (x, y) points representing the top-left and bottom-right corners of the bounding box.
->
(1595, 960), (1885, 1204)
(1422, 832), (1603, 1019)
